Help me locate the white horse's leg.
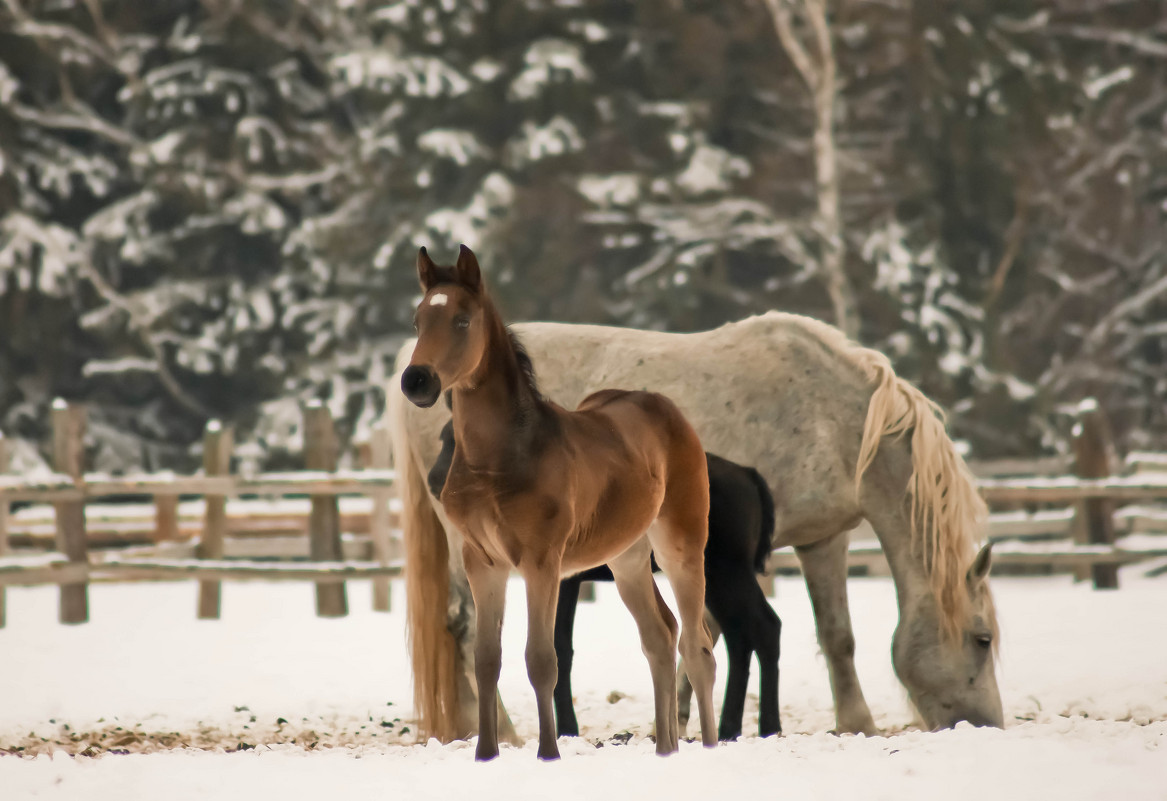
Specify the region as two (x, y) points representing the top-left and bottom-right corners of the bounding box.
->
(795, 531), (879, 736)
(677, 610), (720, 735)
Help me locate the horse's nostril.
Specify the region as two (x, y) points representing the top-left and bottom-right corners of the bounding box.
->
(401, 366), (440, 406)
(403, 369), (425, 392)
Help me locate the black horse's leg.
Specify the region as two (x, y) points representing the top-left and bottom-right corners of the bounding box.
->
(553, 575), (583, 737)
(718, 618), (751, 741)
(751, 588), (783, 737)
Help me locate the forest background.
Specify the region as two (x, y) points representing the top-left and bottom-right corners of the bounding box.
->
(1, 0), (1164, 473)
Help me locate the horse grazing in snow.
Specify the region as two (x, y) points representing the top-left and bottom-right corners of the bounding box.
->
(399, 245), (718, 760)
(428, 420), (781, 741)
(390, 279), (1003, 744)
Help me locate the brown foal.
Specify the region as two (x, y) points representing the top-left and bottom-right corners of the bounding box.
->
(400, 245), (718, 761)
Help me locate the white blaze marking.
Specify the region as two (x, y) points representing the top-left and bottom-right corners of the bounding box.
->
(429, 293), (449, 307)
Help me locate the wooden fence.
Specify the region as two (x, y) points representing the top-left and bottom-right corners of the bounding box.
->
(764, 400), (1167, 590)
(0, 400), (400, 627)
(2, 397), (1166, 628)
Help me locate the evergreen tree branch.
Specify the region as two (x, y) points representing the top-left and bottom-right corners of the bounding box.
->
(74, 256), (212, 419)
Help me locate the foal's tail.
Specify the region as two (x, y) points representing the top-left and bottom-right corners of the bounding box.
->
(744, 466), (776, 575)
(389, 371), (461, 743)
(852, 347), (988, 643)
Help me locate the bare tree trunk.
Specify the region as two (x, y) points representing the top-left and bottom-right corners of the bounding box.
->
(764, 0), (859, 341)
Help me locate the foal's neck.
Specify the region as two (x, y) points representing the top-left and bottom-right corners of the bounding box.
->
(451, 298), (544, 466)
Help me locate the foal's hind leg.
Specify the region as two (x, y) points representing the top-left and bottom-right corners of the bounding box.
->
(649, 524), (718, 748)
(795, 531), (878, 735)
(607, 540), (681, 755)
(677, 611), (719, 735)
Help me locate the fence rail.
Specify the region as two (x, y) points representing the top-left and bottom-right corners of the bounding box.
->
(0, 470), (396, 502)
(977, 475), (1167, 504)
(0, 556), (402, 587)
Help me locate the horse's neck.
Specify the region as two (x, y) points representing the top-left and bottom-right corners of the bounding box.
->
(872, 518), (941, 614)
(451, 312), (542, 467)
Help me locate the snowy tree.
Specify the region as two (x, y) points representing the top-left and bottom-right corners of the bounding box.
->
(1, 0), (1165, 468)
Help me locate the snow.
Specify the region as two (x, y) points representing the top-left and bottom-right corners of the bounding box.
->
(1084, 66), (1135, 100)
(568, 20), (610, 43)
(1129, 452), (1167, 470)
(0, 61), (16, 104)
(1, 569), (1165, 800)
(424, 172), (515, 250)
(674, 144), (750, 197)
(577, 174), (641, 208)
(507, 117), (584, 167)
(81, 357), (158, 378)
(0, 213), (82, 296)
(417, 130), (487, 166)
(508, 40), (591, 101)
(330, 51), (471, 98)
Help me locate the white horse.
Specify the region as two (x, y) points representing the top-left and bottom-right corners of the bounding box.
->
(388, 312), (1003, 743)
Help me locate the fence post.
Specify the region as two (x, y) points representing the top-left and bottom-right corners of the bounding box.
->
(155, 495), (180, 542)
(1071, 398), (1119, 590)
(0, 431), (9, 628)
(197, 420), (233, 619)
(52, 399), (89, 624)
(368, 423), (393, 612)
(304, 402), (347, 617)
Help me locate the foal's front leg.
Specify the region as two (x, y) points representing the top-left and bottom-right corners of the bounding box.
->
(463, 551), (510, 761)
(522, 562), (564, 760)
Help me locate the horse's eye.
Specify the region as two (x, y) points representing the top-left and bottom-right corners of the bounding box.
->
(974, 633), (992, 649)
(454, 315), (470, 330)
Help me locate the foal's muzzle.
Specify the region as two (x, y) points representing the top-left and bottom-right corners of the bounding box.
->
(401, 365), (441, 408)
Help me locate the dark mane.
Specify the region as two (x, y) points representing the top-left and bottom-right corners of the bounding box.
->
(508, 329), (543, 402)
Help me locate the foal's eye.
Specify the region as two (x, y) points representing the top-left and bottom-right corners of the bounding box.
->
(974, 633), (993, 649)
(454, 315), (470, 330)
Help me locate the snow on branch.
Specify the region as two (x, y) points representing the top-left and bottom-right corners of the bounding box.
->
(330, 51), (471, 97)
(508, 39), (592, 101)
(1045, 24), (1167, 59)
(0, 213), (83, 296)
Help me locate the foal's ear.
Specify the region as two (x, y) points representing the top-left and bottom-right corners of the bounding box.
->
(966, 543), (993, 587)
(455, 245), (482, 292)
(417, 247), (440, 291)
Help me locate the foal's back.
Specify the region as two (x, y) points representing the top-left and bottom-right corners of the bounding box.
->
(542, 388), (708, 575)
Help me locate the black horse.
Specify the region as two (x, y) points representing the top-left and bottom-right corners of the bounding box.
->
(427, 420), (781, 740)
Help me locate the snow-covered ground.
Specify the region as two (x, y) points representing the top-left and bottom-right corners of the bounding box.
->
(1, 565), (1165, 800)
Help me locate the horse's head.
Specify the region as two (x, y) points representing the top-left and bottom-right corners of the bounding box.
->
(401, 245), (489, 408)
(891, 543), (1004, 730)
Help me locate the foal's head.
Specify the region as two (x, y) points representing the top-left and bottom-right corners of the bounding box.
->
(401, 245), (494, 408)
